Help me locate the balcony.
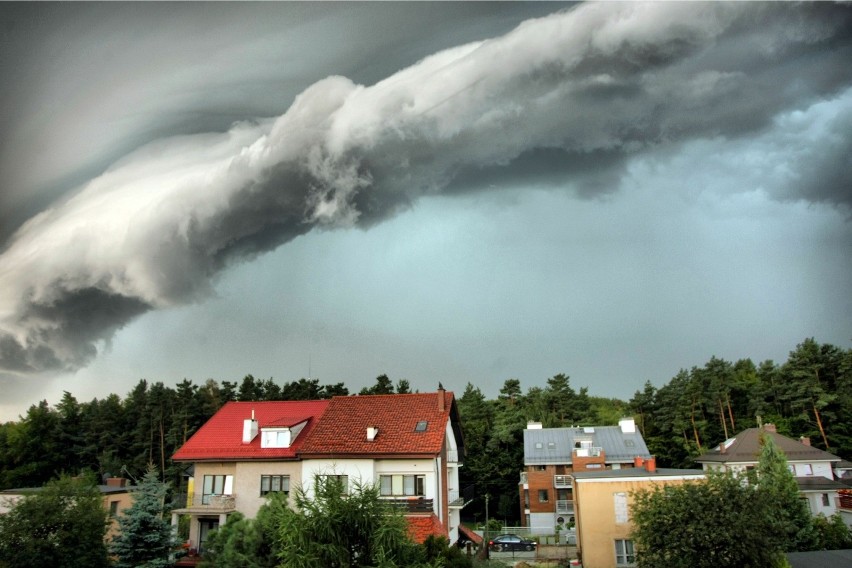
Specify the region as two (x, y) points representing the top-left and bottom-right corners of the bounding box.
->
(519, 472), (528, 485)
(172, 493), (236, 516)
(573, 446), (603, 457)
(554, 475), (572, 488)
(446, 450), (462, 465)
(448, 485), (475, 509)
(556, 499), (574, 514)
(383, 497), (434, 513)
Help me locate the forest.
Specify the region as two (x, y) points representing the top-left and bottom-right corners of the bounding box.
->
(0, 337), (849, 524)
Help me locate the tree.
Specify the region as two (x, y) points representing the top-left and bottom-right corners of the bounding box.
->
(0, 475), (109, 568)
(631, 470), (787, 568)
(360, 374), (395, 395)
(200, 492), (288, 568)
(754, 431), (818, 551)
(110, 464), (176, 568)
(276, 475), (426, 567)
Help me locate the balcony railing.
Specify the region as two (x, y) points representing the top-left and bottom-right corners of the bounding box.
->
(554, 475), (572, 488)
(573, 446), (603, 457)
(447, 450), (461, 464)
(172, 493), (237, 514)
(383, 497), (434, 513)
(519, 472), (528, 484)
(448, 485), (475, 509)
(556, 499), (574, 514)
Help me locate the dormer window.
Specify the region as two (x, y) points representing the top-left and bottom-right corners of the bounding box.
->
(415, 420), (428, 432)
(261, 428), (292, 448)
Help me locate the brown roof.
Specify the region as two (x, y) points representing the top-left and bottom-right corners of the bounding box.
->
(299, 391), (454, 457)
(696, 428), (840, 464)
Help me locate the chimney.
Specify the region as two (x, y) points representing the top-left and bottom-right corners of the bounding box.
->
(619, 417), (636, 433)
(367, 426), (379, 441)
(764, 423), (777, 433)
(106, 477), (127, 488)
(437, 385), (445, 412)
(634, 456), (645, 468)
(243, 410), (258, 444)
(645, 456), (657, 473)
(527, 421), (543, 430)
(800, 436), (811, 447)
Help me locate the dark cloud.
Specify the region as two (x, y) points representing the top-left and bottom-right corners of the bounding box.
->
(1, 2), (851, 377)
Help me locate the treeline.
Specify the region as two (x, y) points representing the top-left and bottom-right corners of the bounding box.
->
(0, 337), (849, 525)
(631, 338), (852, 467)
(0, 376), (348, 490)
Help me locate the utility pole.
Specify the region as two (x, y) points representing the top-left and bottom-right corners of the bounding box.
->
(485, 493), (490, 558)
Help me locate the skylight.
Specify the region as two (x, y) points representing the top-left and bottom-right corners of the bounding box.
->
(415, 420), (428, 432)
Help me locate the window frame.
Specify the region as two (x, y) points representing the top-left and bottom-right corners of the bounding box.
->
(260, 474), (291, 497)
(538, 489), (549, 503)
(614, 538), (636, 566)
(379, 474), (426, 497)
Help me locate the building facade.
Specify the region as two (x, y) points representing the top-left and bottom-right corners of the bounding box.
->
(519, 417), (651, 534)
(572, 462), (706, 568)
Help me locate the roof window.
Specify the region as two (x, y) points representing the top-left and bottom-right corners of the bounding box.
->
(624, 439), (635, 447)
(415, 420), (428, 432)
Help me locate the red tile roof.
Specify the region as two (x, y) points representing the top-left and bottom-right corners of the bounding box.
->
(172, 400), (329, 461)
(407, 514), (446, 543)
(299, 391), (454, 457)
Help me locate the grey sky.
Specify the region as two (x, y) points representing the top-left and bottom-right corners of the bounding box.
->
(1, 2), (850, 420)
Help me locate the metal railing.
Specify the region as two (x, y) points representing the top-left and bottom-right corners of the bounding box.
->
(448, 484), (475, 508)
(556, 499), (574, 514)
(520, 471), (528, 484)
(382, 497), (434, 513)
(554, 475), (572, 488)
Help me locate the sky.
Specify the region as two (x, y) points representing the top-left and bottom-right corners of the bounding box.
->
(1, 2), (851, 421)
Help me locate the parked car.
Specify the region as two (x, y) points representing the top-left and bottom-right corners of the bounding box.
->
(488, 534), (537, 552)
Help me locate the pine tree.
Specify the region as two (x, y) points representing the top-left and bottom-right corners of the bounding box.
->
(110, 464), (176, 568)
(755, 431), (818, 551)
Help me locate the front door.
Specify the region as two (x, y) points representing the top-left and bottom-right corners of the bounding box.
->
(198, 518), (219, 554)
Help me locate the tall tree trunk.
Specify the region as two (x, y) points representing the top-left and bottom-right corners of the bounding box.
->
(812, 400), (830, 449)
(159, 418), (166, 479)
(691, 401), (702, 451)
(726, 393), (736, 431)
(719, 400), (729, 440)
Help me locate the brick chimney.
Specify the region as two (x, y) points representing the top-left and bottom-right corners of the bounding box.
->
(437, 384), (445, 412)
(764, 423), (777, 433)
(106, 477), (127, 488)
(799, 436), (811, 446)
(645, 456), (657, 473)
(634, 456), (645, 468)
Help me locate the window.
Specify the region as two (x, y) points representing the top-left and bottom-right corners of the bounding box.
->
(415, 421), (428, 432)
(202, 474), (234, 504)
(801, 464), (813, 476)
(109, 500), (119, 517)
(260, 475), (290, 496)
(624, 439), (635, 447)
(614, 492), (629, 524)
(379, 474), (425, 497)
(535, 465), (547, 471)
(524, 489), (530, 508)
(615, 539), (636, 566)
(319, 475), (349, 494)
(822, 493), (830, 507)
(547, 441), (557, 450)
(538, 489), (549, 502)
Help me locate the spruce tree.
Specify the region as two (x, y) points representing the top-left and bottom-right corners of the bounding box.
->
(110, 464), (176, 568)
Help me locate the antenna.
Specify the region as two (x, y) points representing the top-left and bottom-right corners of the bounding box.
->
(308, 353), (312, 380)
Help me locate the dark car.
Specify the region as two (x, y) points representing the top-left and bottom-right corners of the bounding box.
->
(488, 534), (537, 552)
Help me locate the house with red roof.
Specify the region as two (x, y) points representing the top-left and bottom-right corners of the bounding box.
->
(171, 388), (468, 553)
(171, 399), (330, 553)
(297, 387), (468, 544)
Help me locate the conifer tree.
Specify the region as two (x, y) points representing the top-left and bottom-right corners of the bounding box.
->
(110, 464), (176, 568)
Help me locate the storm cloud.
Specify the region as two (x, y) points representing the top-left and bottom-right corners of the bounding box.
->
(1, 2), (851, 375)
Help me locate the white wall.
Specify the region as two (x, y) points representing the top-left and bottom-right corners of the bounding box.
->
(803, 492), (838, 517)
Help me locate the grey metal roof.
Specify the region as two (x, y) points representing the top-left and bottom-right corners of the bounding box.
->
(787, 549), (852, 568)
(573, 468), (705, 480)
(523, 425), (651, 465)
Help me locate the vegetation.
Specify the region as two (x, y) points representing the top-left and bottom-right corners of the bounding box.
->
(0, 475), (109, 568)
(276, 474), (427, 567)
(110, 464), (176, 568)
(631, 429), (851, 567)
(201, 493), (288, 568)
(0, 337), (848, 531)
